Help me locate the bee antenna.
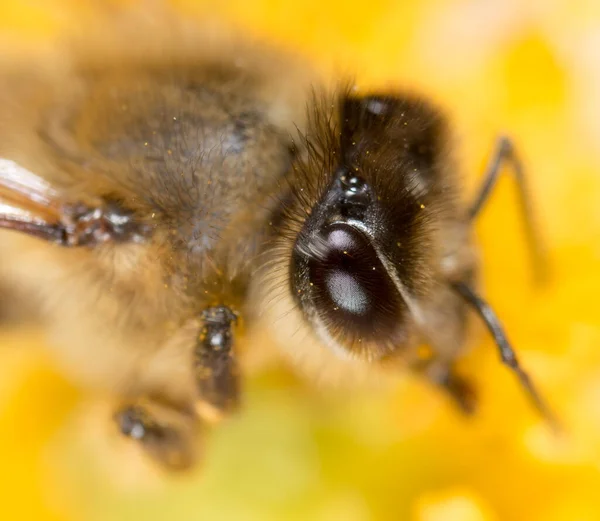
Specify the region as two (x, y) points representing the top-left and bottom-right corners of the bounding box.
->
(294, 233), (330, 262)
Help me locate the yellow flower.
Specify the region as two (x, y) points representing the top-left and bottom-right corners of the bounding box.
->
(1, 1), (599, 520)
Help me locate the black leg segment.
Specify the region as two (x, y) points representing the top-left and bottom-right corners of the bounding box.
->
(469, 136), (547, 284)
(452, 281), (558, 428)
(194, 305), (240, 415)
(114, 400), (198, 471)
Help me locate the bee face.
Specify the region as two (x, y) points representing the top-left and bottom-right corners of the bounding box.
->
(262, 93), (465, 365)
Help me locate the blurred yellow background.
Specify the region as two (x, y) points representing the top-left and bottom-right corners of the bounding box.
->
(1, 1), (600, 520)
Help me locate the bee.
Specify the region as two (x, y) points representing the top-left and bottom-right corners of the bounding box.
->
(0, 28), (554, 471)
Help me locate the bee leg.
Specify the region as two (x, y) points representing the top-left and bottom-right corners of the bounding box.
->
(194, 305), (240, 423)
(114, 398), (200, 471)
(436, 367), (478, 414)
(468, 136), (548, 284)
(418, 358), (478, 414)
(452, 281), (559, 428)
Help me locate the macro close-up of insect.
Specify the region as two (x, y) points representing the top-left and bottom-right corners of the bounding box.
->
(1, 2), (600, 521)
(0, 23), (554, 472)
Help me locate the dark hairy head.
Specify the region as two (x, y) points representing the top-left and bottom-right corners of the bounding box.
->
(288, 91), (455, 360)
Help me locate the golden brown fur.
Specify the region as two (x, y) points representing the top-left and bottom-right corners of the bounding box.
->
(0, 17), (317, 469)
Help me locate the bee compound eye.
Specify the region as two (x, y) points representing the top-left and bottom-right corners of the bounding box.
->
(304, 224), (404, 345)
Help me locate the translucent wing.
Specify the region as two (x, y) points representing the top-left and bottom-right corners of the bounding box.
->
(0, 159), (150, 246)
(0, 159), (67, 243)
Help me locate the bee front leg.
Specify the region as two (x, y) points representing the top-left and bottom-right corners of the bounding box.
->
(114, 398), (200, 471)
(432, 365), (478, 415)
(417, 357), (478, 415)
(113, 305), (240, 470)
(194, 305), (240, 422)
(452, 281), (559, 428)
(468, 137), (547, 284)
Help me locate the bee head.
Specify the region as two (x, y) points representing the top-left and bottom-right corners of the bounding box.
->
(290, 93), (453, 360)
